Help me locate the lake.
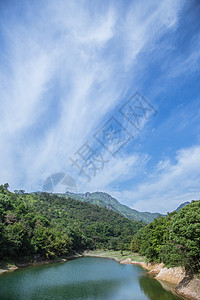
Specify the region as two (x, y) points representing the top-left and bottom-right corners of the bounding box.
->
(0, 257), (183, 300)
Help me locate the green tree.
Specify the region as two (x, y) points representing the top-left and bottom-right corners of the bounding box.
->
(3, 183), (9, 190)
(168, 201), (200, 272)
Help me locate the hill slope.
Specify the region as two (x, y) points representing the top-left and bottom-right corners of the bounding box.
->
(0, 185), (144, 260)
(56, 191), (162, 223)
(174, 201), (190, 212)
(131, 200), (200, 273)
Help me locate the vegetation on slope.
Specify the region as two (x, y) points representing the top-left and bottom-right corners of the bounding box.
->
(130, 200), (200, 273)
(56, 191), (162, 223)
(0, 184), (144, 261)
(1, 182), (198, 275)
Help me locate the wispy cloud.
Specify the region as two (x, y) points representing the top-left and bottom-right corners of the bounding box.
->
(78, 151), (149, 192)
(116, 145), (200, 213)
(0, 0), (199, 213)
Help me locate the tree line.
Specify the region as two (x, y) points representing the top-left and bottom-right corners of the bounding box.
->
(1, 183), (199, 274)
(0, 184), (144, 261)
(130, 200), (200, 273)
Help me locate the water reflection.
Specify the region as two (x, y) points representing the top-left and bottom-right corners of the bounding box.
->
(32, 279), (122, 300)
(139, 275), (182, 300)
(0, 258), (183, 300)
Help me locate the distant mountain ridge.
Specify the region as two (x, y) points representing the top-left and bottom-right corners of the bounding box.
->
(174, 201), (190, 212)
(56, 191), (162, 223)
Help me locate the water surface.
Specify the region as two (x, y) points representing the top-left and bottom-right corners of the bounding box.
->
(0, 257), (183, 300)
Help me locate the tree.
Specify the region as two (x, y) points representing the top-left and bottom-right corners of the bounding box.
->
(130, 201), (200, 273)
(0, 185), (144, 260)
(109, 237), (120, 250)
(168, 201), (200, 272)
(130, 236), (140, 252)
(19, 190), (25, 195)
(3, 183), (9, 190)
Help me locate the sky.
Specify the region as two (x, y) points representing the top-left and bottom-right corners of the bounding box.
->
(0, 0), (200, 213)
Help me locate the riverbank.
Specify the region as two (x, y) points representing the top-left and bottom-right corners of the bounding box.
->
(83, 250), (200, 300)
(1, 250), (199, 300)
(0, 253), (83, 275)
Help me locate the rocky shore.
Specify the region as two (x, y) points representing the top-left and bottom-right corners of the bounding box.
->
(84, 250), (200, 300)
(1, 250), (199, 300)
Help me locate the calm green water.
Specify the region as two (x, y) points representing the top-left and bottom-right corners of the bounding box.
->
(0, 257), (182, 300)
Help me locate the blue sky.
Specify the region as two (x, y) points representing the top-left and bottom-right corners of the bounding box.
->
(0, 0), (200, 213)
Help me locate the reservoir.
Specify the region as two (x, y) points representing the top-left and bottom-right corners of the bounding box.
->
(0, 257), (183, 300)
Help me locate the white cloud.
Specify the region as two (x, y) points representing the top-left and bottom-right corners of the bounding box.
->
(116, 145), (200, 213)
(169, 46), (200, 78)
(121, 0), (183, 69)
(1, 0), (198, 217)
(77, 151), (149, 192)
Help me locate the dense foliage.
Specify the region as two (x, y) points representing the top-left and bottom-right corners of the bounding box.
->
(57, 191), (161, 223)
(0, 184), (144, 261)
(130, 201), (200, 273)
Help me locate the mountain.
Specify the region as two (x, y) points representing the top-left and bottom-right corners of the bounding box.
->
(174, 201), (190, 212)
(56, 191), (162, 223)
(0, 185), (144, 260)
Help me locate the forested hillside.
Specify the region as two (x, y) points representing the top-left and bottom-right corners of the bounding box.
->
(130, 200), (200, 273)
(2, 183), (199, 274)
(56, 191), (162, 223)
(0, 184), (144, 261)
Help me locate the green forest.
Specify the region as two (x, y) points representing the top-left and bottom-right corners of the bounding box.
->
(0, 184), (143, 261)
(130, 200), (200, 273)
(0, 183), (199, 275)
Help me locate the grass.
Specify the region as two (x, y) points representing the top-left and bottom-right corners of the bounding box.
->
(84, 249), (146, 263)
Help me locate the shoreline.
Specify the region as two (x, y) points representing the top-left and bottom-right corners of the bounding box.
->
(83, 250), (200, 300)
(0, 253), (83, 275)
(1, 250), (199, 299)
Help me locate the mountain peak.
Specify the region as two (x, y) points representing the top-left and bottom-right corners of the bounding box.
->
(175, 201), (191, 212)
(60, 191), (162, 223)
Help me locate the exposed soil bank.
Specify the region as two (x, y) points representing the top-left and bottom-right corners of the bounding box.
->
(84, 250), (200, 300)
